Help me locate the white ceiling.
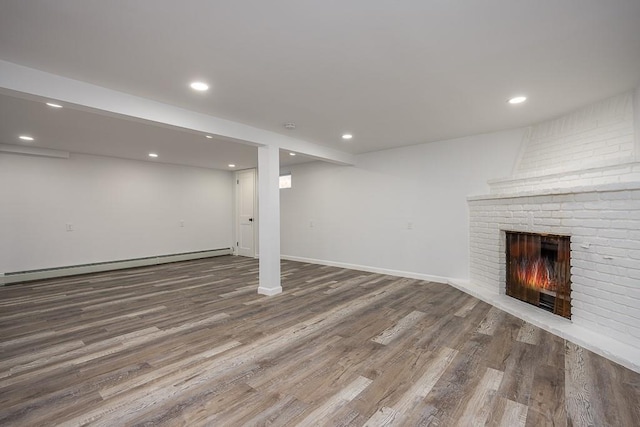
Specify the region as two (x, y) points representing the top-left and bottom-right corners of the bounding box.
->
(1, 1), (639, 168)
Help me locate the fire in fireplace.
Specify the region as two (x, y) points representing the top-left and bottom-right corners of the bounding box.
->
(505, 231), (571, 319)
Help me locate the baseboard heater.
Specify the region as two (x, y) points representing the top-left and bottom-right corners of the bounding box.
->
(0, 248), (232, 285)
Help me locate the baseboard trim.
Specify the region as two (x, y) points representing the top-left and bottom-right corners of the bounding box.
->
(257, 286), (283, 296)
(1, 248), (233, 285)
(280, 254), (453, 284)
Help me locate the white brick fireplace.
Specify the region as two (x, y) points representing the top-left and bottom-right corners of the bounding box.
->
(456, 90), (640, 372)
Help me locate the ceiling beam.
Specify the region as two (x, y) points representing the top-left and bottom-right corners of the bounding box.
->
(0, 143), (69, 159)
(0, 60), (355, 166)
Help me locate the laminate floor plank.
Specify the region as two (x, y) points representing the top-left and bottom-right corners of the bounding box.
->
(516, 322), (542, 345)
(246, 335), (344, 392)
(496, 341), (542, 406)
(294, 375), (373, 426)
(486, 397), (528, 427)
(1, 256), (638, 426)
(476, 306), (506, 336)
(415, 298), (492, 354)
(372, 310), (426, 345)
(456, 367), (504, 426)
(526, 364), (567, 427)
(454, 296), (480, 318)
(477, 313), (522, 372)
(417, 331), (496, 423)
(237, 393), (309, 427)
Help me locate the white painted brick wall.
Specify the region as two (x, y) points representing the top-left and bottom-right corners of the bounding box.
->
(468, 185), (640, 350)
(516, 92), (635, 178)
(489, 163), (640, 195)
(487, 91), (638, 195)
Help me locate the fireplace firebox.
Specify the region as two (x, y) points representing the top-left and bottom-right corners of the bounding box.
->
(505, 231), (571, 319)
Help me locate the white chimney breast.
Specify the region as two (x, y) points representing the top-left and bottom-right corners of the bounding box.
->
(467, 89), (640, 372)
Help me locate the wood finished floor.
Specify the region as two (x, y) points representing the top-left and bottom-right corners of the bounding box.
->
(1, 256), (639, 426)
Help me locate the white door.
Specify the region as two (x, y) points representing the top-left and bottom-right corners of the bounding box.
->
(235, 169), (256, 257)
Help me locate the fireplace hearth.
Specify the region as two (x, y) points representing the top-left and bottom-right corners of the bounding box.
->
(505, 231), (571, 319)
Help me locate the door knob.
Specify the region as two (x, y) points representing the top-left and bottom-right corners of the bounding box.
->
(249, 218), (253, 222)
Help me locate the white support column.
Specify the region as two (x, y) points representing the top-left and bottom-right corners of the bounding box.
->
(257, 145), (282, 295)
(634, 85), (640, 161)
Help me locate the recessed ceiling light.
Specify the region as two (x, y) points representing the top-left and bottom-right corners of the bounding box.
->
(148, 153), (158, 158)
(205, 135), (213, 139)
(190, 81), (209, 91)
(46, 102), (63, 108)
(342, 134), (353, 140)
(19, 135), (34, 141)
(508, 96), (527, 104)
(289, 152), (296, 156)
(228, 164), (236, 168)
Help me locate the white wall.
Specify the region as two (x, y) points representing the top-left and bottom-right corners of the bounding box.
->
(0, 153), (234, 273)
(280, 129), (524, 281)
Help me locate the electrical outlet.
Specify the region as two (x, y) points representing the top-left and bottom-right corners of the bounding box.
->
(309, 221), (314, 228)
(407, 222), (413, 230)
(66, 223), (74, 232)
(180, 220), (184, 227)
